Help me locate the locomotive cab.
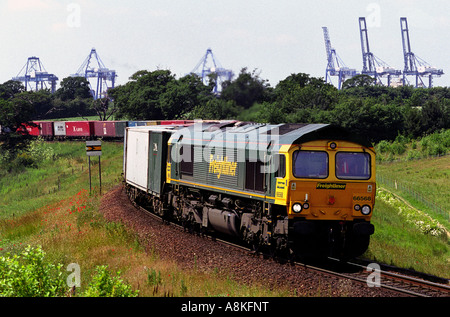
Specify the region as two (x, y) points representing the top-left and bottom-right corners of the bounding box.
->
(277, 138), (376, 258)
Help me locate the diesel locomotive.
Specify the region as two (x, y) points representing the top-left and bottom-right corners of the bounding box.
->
(123, 121), (376, 259)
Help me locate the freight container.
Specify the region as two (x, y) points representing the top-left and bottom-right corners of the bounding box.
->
(36, 121), (54, 138)
(94, 121), (117, 138)
(128, 121), (148, 127)
(114, 121), (128, 137)
(54, 121), (66, 137)
(160, 120), (195, 126)
(160, 120), (184, 125)
(123, 127), (174, 195)
(65, 121), (95, 138)
(22, 123), (40, 136)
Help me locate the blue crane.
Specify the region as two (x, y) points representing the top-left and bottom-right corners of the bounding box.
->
(400, 17), (443, 88)
(359, 17), (402, 86)
(191, 48), (234, 93)
(13, 57), (58, 93)
(72, 48), (117, 99)
(322, 27), (357, 89)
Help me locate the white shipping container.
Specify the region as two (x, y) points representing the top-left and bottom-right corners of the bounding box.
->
(54, 121), (66, 136)
(124, 128), (150, 191)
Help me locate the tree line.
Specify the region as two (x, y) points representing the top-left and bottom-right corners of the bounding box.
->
(110, 69), (449, 143)
(0, 69), (449, 149)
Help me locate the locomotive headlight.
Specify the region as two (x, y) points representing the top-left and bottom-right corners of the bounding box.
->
(328, 141), (338, 150)
(361, 205), (371, 215)
(292, 203), (302, 213)
(303, 202), (310, 210)
(354, 204), (361, 211)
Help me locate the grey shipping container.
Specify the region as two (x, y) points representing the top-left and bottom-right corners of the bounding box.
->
(114, 121), (128, 137)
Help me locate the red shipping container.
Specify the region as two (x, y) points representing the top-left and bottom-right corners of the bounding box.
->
(94, 121), (117, 137)
(17, 122), (40, 136)
(36, 121), (54, 137)
(160, 120), (188, 125)
(65, 121), (95, 137)
(160, 120), (195, 126)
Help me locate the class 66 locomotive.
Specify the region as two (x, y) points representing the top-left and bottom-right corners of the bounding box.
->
(123, 121), (376, 259)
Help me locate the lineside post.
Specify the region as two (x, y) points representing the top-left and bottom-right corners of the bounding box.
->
(86, 141), (102, 194)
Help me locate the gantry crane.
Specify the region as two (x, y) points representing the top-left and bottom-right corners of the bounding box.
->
(359, 17), (401, 86)
(191, 48), (234, 93)
(72, 48), (117, 99)
(12, 57), (58, 93)
(322, 27), (357, 89)
(400, 17), (443, 88)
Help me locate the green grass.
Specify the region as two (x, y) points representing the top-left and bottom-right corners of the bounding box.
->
(0, 141), (123, 220)
(376, 156), (450, 233)
(369, 152), (449, 279)
(366, 191), (449, 278)
(377, 156), (449, 210)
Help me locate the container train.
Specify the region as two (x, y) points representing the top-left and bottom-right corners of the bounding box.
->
(123, 121), (376, 259)
(5, 120), (194, 140)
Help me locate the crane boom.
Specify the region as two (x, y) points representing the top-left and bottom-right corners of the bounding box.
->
(400, 17), (443, 87)
(322, 27), (357, 89)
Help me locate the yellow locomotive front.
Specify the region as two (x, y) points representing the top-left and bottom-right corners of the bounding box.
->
(276, 139), (376, 258)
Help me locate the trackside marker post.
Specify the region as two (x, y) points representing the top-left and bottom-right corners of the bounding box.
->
(86, 141), (102, 194)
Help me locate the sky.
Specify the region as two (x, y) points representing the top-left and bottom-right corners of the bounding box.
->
(1, 0), (449, 90)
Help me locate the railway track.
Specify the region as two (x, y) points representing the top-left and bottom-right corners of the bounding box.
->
(309, 258), (450, 297)
(134, 199), (449, 297)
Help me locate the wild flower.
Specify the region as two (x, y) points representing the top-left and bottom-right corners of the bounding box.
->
(377, 188), (445, 238)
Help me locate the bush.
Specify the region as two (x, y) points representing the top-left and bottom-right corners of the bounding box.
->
(376, 129), (449, 161)
(27, 136), (56, 162)
(420, 129), (449, 157)
(0, 246), (139, 297)
(0, 245), (66, 297)
(82, 265), (138, 297)
(376, 140), (391, 154)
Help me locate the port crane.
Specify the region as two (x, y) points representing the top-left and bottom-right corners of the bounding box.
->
(322, 27), (357, 89)
(400, 17), (443, 88)
(12, 57), (58, 93)
(191, 48), (234, 93)
(359, 17), (402, 87)
(72, 48), (117, 99)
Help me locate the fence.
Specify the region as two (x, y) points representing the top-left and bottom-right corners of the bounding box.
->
(376, 175), (449, 223)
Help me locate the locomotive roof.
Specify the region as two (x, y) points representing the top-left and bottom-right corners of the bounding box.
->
(168, 121), (373, 150)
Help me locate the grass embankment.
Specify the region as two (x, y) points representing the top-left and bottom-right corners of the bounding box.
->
(366, 190), (449, 278)
(367, 130), (449, 279)
(0, 140), (290, 297)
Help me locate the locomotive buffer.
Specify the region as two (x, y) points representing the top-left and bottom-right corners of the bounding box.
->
(86, 141), (102, 194)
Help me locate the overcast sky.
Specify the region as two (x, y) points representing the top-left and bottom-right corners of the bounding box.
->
(1, 0), (449, 90)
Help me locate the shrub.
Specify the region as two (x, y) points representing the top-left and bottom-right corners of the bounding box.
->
(27, 136), (56, 162)
(82, 265), (138, 297)
(376, 140), (391, 154)
(420, 129), (449, 157)
(0, 245), (66, 297)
